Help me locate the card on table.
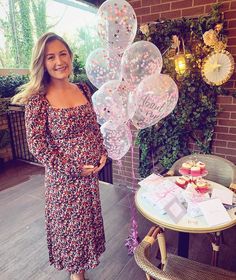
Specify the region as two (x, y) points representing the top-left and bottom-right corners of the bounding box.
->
(164, 197), (187, 223)
(198, 198), (231, 226)
(211, 188), (233, 205)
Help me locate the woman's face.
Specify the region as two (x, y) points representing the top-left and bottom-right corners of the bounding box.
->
(44, 39), (72, 81)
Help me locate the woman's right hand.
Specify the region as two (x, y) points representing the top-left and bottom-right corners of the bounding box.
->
(81, 165), (95, 176)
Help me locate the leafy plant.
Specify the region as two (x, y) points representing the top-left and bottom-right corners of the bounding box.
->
(136, 4), (231, 178)
(0, 74), (29, 98)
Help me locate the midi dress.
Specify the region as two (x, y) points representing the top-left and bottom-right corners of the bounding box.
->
(25, 83), (107, 273)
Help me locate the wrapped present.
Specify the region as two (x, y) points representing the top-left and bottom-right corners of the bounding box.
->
(141, 178), (184, 214)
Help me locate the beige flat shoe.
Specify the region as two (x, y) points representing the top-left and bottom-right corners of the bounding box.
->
(70, 274), (89, 280)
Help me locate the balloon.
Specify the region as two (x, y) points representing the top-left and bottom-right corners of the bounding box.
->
(101, 121), (132, 160)
(121, 41), (163, 86)
(132, 74), (179, 129)
(85, 48), (121, 89)
(97, 0), (137, 54)
(116, 80), (137, 120)
(92, 80), (128, 126)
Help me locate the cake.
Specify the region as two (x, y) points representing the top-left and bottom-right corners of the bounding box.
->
(190, 166), (201, 176)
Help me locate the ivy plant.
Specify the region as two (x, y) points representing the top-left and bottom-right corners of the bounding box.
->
(136, 3), (231, 178)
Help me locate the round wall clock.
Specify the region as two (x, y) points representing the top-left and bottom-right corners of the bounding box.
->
(201, 50), (235, 86)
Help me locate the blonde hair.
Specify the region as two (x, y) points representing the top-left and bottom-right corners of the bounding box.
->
(11, 32), (73, 104)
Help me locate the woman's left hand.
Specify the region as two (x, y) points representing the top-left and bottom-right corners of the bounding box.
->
(93, 155), (107, 174)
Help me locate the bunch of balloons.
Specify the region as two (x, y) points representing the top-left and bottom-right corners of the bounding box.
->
(85, 0), (179, 160)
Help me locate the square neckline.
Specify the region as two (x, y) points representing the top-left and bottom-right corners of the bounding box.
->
(44, 84), (90, 110)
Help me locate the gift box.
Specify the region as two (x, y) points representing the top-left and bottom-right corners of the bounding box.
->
(141, 178), (184, 214)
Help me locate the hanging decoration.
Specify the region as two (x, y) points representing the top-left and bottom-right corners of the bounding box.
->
(201, 50), (234, 86)
(201, 26), (234, 85)
(173, 36), (187, 75)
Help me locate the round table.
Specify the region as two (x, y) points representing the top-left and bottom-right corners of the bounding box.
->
(135, 176), (236, 265)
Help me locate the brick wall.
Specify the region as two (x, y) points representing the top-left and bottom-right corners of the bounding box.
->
(112, 0), (236, 186)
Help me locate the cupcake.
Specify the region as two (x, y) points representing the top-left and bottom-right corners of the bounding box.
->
(196, 161), (206, 172)
(175, 177), (187, 189)
(196, 179), (209, 193)
(180, 162), (192, 174)
(190, 166), (201, 176)
(182, 175), (191, 184)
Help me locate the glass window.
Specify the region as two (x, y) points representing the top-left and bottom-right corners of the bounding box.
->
(0, 0), (100, 69)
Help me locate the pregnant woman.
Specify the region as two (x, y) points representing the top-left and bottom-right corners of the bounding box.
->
(12, 32), (107, 280)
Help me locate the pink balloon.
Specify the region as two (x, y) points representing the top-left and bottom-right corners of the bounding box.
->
(121, 41), (163, 86)
(92, 80), (128, 126)
(101, 122), (132, 160)
(132, 74), (179, 129)
(85, 48), (121, 89)
(97, 0), (137, 54)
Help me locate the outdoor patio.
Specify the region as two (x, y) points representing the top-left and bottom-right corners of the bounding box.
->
(1, 160), (236, 280)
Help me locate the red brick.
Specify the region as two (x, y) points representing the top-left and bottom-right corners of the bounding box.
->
(229, 127), (236, 134)
(142, 0), (161, 5)
(220, 104), (236, 111)
(218, 96), (233, 104)
(212, 140), (227, 147)
(231, 113), (236, 119)
(130, 0), (141, 8)
(220, 2), (230, 12)
(151, 3), (170, 13)
(135, 6), (151, 16)
(224, 11), (236, 20)
(160, 10), (181, 19)
(170, 0), (192, 9)
(225, 155), (236, 164)
(194, 0), (215, 5)
(217, 133), (236, 141)
(228, 28), (236, 37)
(217, 112), (230, 119)
(227, 46), (236, 54)
(225, 37), (236, 46)
(228, 20), (236, 29)
(218, 119), (236, 126)
(228, 141), (236, 148)
(182, 6), (204, 17)
(214, 126), (229, 133)
(231, 1), (236, 9)
(142, 13), (159, 22)
(216, 147), (236, 155)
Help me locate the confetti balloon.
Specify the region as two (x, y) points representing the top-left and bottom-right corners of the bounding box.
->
(97, 0), (137, 54)
(116, 80), (137, 120)
(121, 41), (163, 86)
(92, 80), (128, 127)
(132, 73), (179, 129)
(101, 121), (132, 160)
(85, 48), (121, 89)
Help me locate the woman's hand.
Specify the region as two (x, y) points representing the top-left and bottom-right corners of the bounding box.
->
(93, 155), (107, 174)
(81, 165), (95, 176)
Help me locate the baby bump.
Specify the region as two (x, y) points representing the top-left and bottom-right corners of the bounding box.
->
(56, 135), (102, 167)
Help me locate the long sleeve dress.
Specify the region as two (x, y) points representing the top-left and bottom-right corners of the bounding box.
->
(25, 83), (107, 274)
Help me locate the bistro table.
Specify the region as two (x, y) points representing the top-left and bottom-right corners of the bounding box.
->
(135, 176), (236, 266)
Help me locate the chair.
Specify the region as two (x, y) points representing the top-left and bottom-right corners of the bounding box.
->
(134, 226), (236, 280)
(165, 154), (236, 266)
(165, 154), (236, 192)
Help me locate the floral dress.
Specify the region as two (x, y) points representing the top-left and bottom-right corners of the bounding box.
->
(25, 83), (107, 273)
